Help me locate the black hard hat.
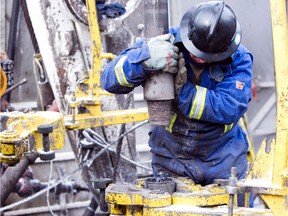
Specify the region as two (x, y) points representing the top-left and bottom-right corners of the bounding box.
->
(180, 1), (242, 62)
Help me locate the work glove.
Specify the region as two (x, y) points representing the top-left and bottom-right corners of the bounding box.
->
(174, 52), (187, 96)
(143, 34), (179, 74)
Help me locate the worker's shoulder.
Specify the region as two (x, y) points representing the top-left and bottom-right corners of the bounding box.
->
(233, 44), (253, 62)
(235, 44), (253, 56)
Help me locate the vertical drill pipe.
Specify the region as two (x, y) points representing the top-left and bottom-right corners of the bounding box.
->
(143, 0), (169, 38)
(143, 0), (174, 126)
(0, 153), (38, 206)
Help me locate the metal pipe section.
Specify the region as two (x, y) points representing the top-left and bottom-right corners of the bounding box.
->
(228, 167), (237, 216)
(3, 78), (27, 96)
(4, 200), (90, 216)
(143, 0), (174, 126)
(0, 153), (38, 206)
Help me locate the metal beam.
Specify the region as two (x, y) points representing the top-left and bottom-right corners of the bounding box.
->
(0, 0), (5, 49)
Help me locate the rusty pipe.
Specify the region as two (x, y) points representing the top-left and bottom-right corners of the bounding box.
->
(3, 78), (27, 96)
(0, 153), (38, 206)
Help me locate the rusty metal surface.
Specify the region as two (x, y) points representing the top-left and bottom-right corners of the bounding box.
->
(26, 0), (87, 112)
(146, 100), (172, 126)
(145, 177), (176, 194)
(62, 0), (88, 26)
(0, 153), (38, 206)
(144, 72), (174, 100)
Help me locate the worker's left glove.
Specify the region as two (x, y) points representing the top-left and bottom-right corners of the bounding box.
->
(143, 34), (179, 74)
(174, 52), (187, 96)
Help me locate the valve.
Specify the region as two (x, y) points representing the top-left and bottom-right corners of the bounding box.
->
(37, 124), (55, 161)
(226, 167), (238, 216)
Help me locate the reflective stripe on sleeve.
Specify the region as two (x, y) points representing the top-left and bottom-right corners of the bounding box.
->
(189, 85), (207, 119)
(169, 113), (177, 133)
(114, 56), (133, 87)
(223, 123), (234, 134)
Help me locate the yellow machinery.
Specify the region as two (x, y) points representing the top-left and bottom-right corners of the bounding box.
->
(105, 178), (274, 215)
(0, 111), (65, 165)
(0, 0), (287, 215)
(0, 66), (7, 97)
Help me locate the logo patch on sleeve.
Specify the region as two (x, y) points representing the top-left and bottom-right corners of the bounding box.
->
(236, 81), (245, 90)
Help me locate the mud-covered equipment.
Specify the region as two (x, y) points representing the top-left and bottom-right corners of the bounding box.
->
(180, 1), (242, 62)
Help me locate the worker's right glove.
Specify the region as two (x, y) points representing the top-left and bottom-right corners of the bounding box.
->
(143, 34), (179, 74)
(174, 52), (187, 96)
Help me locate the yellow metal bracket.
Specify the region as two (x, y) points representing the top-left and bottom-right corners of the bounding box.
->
(0, 111), (65, 165)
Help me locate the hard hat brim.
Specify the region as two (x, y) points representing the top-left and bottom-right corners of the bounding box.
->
(180, 5), (242, 62)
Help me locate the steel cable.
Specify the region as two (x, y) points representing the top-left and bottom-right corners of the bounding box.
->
(113, 92), (133, 181)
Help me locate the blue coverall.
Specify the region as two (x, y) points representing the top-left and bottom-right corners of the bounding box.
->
(101, 27), (253, 186)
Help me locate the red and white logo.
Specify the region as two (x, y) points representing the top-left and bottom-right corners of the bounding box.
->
(236, 81), (245, 90)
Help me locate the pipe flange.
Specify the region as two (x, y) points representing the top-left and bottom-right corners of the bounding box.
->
(37, 149), (55, 161)
(145, 177), (176, 194)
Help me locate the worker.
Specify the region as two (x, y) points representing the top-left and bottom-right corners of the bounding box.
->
(101, 1), (253, 205)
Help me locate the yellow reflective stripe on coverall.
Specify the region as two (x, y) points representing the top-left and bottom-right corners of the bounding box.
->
(114, 56), (133, 87)
(189, 85), (207, 119)
(169, 113), (177, 132)
(223, 123), (234, 134)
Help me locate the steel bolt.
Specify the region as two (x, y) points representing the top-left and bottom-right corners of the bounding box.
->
(37, 124), (55, 160)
